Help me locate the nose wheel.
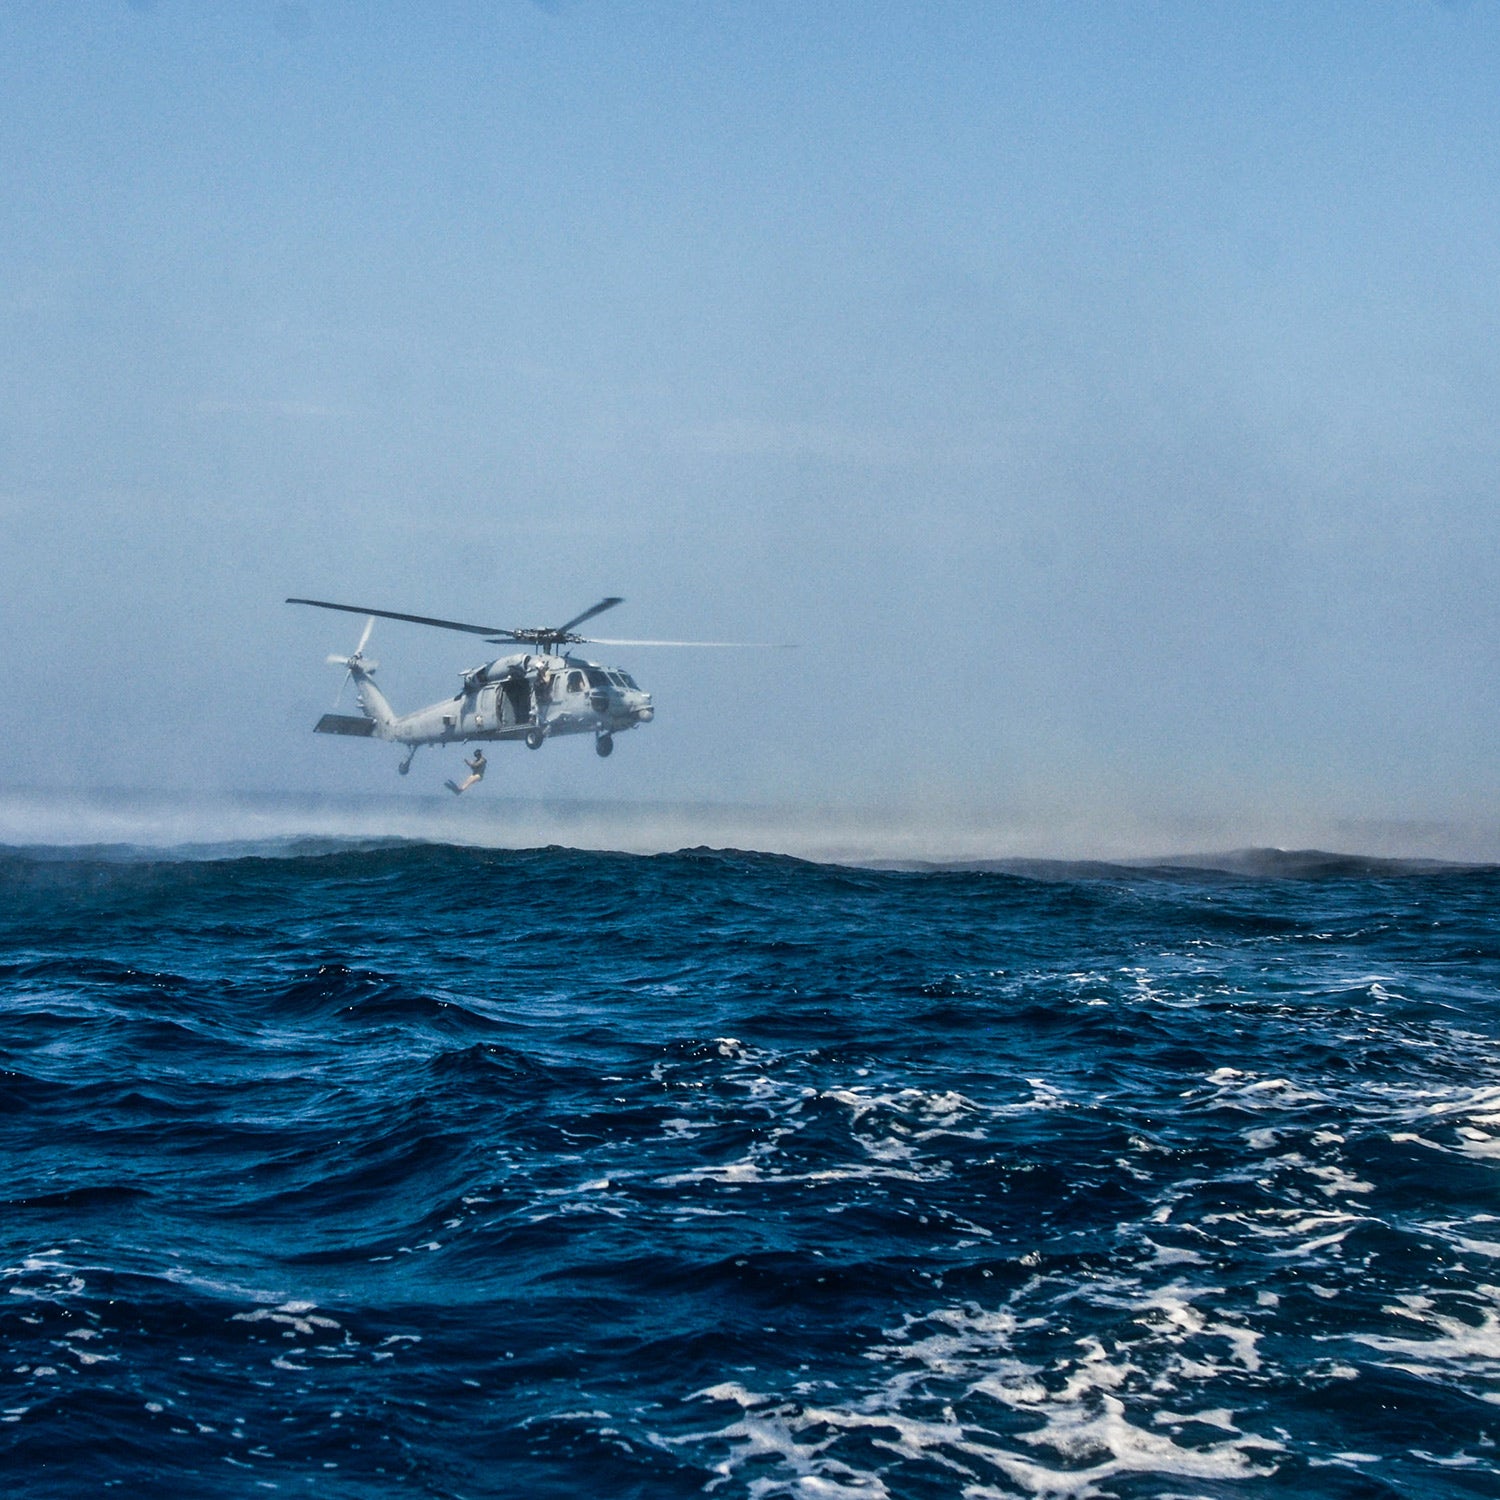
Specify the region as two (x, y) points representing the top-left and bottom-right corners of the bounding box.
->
(595, 733), (614, 758)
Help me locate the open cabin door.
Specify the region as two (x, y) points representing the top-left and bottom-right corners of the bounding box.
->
(500, 675), (533, 726)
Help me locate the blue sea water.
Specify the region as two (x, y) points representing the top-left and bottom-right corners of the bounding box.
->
(1, 838), (1498, 1498)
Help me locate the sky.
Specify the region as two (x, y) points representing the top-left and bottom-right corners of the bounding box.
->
(2, 1), (1498, 841)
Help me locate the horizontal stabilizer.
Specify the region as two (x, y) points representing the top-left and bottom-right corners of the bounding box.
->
(314, 713), (377, 737)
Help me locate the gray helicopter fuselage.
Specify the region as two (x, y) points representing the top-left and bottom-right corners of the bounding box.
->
(355, 652), (653, 746)
(292, 593), (761, 777)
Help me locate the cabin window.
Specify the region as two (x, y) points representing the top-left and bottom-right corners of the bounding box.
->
(567, 671), (584, 693)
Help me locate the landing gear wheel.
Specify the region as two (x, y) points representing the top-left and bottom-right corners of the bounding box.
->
(525, 728), (545, 750)
(595, 733), (614, 758)
(398, 746), (418, 776)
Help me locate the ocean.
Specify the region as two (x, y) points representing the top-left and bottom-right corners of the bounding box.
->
(2, 833), (1497, 1497)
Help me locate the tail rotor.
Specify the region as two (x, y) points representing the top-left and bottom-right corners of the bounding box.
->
(327, 617), (378, 707)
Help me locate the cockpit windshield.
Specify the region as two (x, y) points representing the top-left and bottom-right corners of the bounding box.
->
(616, 671), (640, 690)
(584, 667), (610, 689)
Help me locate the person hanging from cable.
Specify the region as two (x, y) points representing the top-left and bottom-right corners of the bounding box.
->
(444, 747), (487, 796)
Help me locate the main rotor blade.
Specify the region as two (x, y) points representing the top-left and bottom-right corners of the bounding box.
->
(356, 615), (376, 655)
(553, 597), (624, 635)
(288, 596), (795, 650)
(287, 598), (507, 637)
(585, 637), (799, 648)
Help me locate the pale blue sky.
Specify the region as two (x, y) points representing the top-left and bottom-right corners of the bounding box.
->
(2, 1), (1497, 826)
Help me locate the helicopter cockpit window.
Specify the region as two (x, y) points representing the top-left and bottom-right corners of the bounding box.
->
(566, 671), (584, 693)
(584, 668), (610, 689)
(617, 671), (639, 690)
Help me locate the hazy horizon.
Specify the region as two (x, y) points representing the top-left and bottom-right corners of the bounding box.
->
(4, 3), (1497, 838)
(4, 784), (1498, 868)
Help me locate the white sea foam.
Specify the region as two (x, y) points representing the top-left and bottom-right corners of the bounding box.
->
(1387, 1081), (1500, 1159)
(980, 1395), (1280, 1496)
(231, 1302), (341, 1337)
(1352, 1283), (1500, 1390)
(1201, 1070), (1330, 1111)
(1305, 1163), (1374, 1197)
(685, 1264), (1292, 1500)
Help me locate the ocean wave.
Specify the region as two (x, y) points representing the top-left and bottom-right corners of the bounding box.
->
(2, 815), (1498, 1493)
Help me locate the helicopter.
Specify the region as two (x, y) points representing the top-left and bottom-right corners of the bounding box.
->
(287, 595), (779, 779)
